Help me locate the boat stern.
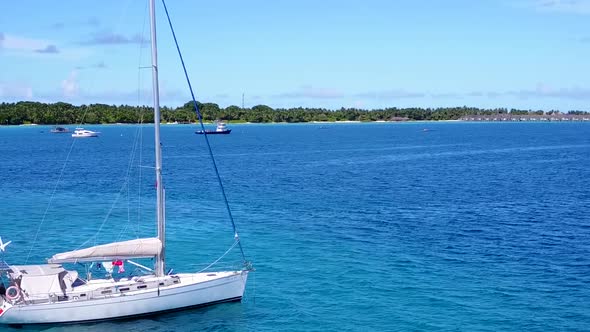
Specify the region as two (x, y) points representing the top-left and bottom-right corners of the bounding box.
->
(0, 301), (14, 324)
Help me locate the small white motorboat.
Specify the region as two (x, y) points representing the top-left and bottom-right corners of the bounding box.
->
(195, 121), (231, 135)
(71, 128), (99, 138)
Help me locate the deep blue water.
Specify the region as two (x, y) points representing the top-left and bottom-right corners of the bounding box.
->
(1, 122), (589, 331)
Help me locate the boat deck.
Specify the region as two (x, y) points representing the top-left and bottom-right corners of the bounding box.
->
(20, 271), (241, 305)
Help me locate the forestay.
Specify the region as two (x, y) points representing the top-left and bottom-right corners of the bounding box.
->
(47, 238), (162, 264)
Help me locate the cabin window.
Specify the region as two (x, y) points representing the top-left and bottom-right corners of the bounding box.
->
(119, 288), (129, 292)
(72, 278), (85, 287)
(137, 285), (147, 289)
(101, 290), (112, 294)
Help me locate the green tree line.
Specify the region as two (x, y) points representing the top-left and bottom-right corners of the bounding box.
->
(0, 101), (586, 125)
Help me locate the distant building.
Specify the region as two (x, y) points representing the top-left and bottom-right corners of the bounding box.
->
(459, 114), (589, 122)
(390, 116), (410, 121)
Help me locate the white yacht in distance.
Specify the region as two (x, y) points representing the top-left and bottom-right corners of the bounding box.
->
(71, 128), (99, 138)
(0, 0), (251, 325)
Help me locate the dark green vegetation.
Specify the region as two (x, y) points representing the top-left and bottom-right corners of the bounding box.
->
(0, 101), (586, 125)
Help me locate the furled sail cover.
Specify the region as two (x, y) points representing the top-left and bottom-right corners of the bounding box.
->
(47, 238), (162, 264)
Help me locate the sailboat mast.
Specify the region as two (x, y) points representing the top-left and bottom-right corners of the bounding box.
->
(149, 0), (166, 277)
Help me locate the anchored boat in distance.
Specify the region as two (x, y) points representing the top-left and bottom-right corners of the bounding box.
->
(50, 127), (70, 134)
(71, 128), (100, 138)
(195, 121), (231, 135)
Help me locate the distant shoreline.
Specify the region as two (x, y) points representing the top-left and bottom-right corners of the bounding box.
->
(4, 119), (589, 128)
(0, 120), (497, 127)
(3, 101), (588, 125)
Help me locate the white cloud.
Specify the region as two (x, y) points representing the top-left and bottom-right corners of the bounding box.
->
(0, 32), (91, 60)
(0, 33), (49, 52)
(431, 92), (462, 98)
(0, 82), (33, 99)
(530, 0), (590, 14)
(51, 17), (100, 30)
(506, 83), (590, 99)
(61, 71), (79, 98)
(75, 61), (107, 70)
(353, 100), (365, 108)
(78, 32), (149, 45)
(272, 84), (590, 102)
(35, 44), (60, 54)
(355, 89), (425, 99)
(275, 86), (344, 99)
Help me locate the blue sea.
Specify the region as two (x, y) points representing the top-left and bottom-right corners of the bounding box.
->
(1, 122), (589, 331)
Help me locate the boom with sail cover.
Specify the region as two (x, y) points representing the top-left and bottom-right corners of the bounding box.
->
(47, 238), (162, 264)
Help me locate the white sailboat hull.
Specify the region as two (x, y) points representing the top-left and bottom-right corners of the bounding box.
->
(0, 271), (248, 325)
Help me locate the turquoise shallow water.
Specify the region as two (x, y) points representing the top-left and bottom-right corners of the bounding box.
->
(0, 122), (589, 331)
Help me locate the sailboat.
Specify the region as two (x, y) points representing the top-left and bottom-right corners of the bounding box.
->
(0, 0), (250, 325)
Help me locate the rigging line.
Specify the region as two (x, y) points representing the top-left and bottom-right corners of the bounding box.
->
(137, 118), (145, 238)
(197, 240), (239, 273)
(137, 0), (150, 239)
(118, 0), (151, 242)
(101, 131), (141, 243)
(26, 0), (141, 262)
(121, 124), (145, 241)
(124, 128), (141, 240)
(104, 0), (152, 243)
(75, 174), (134, 250)
(118, 125), (143, 241)
(135, 0), (149, 239)
(25, 139), (78, 264)
(161, 0), (247, 263)
(79, 130), (140, 248)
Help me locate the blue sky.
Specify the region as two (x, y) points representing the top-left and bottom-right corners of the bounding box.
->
(1, 0), (590, 110)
